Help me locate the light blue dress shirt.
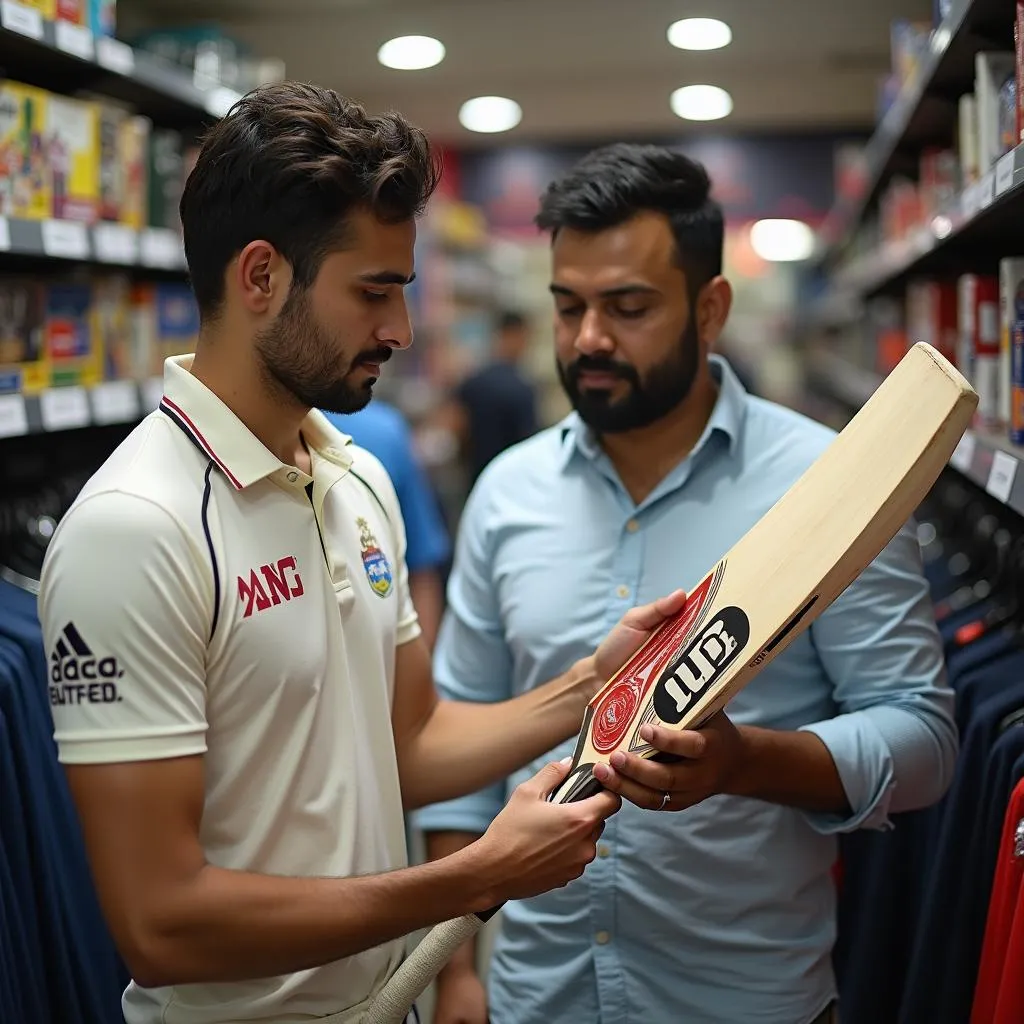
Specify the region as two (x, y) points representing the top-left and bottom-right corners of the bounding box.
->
(412, 356), (957, 1024)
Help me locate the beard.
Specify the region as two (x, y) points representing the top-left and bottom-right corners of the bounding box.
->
(253, 286), (391, 414)
(556, 316), (700, 434)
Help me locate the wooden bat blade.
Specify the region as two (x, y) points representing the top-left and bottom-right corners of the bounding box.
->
(550, 341), (977, 804)
(364, 341), (976, 1024)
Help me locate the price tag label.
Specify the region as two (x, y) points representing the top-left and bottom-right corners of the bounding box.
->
(96, 36), (135, 75)
(41, 220), (89, 260)
(93, 223), (138, 264)
(997, 150), (1017, 195)
(987, 449), (1018, 503)
(90, 380), (139, 424)
(979, 171), (996, 210)
(961, 182), (979, 218)
(54, 20), (94, 60)
(949, 432), (976, 473)
(0, 393), (28, 438)
(0, 216), (11, 252)
(40, 387), (90, 432)
(0, 0), (43, 38)
(141, 377), (163, 411)
(140, 228), (183, 269)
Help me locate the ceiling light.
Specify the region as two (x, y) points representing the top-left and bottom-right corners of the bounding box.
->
(377, 35), (445, 70)
(667, 17), (732, 51)
(458, 95), (522, 133)
(749, 219), (816, 262)
(670, 84), (733, 121)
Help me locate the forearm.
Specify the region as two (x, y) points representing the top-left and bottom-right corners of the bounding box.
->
(130, 848), (495, 988)
(424, 831), (484, 975)
(728, 726), (852, 814)
(409, 569), (445, 651)
(401, 660), (593, 810)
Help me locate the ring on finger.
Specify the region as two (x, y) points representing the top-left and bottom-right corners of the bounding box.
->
(659, 792), (671, 810)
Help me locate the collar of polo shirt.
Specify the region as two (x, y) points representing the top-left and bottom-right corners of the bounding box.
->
(159, 354), (355, 492)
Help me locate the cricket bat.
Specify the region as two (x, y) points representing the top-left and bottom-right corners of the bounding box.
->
(363, 341), (977, 1024)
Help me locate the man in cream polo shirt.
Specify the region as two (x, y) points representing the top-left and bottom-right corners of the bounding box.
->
(37, 83), (685, 1024)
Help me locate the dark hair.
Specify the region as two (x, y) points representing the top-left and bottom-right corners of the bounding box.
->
(180, 81), (441, 319)
(535, 143), (724, 295)
(497, 310), (527, 332)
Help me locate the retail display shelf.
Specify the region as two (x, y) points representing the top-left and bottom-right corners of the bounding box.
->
(807, 350), (1024, 517)
(0, 2), (241, 125)
(0, 217), (186, 270)
(0, 377), (163, 438)
(819, 0), (1010, 262)
(811, 141), (1024, 314)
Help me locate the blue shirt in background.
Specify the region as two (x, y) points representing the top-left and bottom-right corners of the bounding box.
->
(412, 356), (957, 1024)
(323, 401), (450, 573)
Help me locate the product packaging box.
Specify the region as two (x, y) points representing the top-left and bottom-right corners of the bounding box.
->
(44, 280), (102, 387)
(148, 128), (185, 230)
(133, 282), (199, 374)
(0, 277), (48, 394)
(93, 274), (147, 380)
(16, 0), (57, 17)
(906, 278), (958, 366)
(90, 0), (115, 37)
(999, 258), (1024, 429)
(0, 82), (51, 220)
(119, 114), (149, 229)
(56, 0), (86, 24)
(958, 273), (1001, 426)
(46, 94), (99, 223)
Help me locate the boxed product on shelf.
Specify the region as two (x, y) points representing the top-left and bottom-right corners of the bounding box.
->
(919, 148), (958, 220)
(1012, 319), (1024, 443)
(132, 282), (199, 375)
(93, 274), (150, 381)
(15, 0), (56, 17)
(890, 20), (932, 90)
(958, 93), (979, 186)
(147, 128), (185, 231)
(1018, 3), (1024, 144)
(975, 51), (1017, 174)
(56, 0), (86, 25)
(95, 102), (148, 228)
(0, 277), (47, 395)
(958, 273), (1000, 428)
(0, 82), (51, 221)
(43, 279), (102, 387)
(90, 0), (115, 37)
(46, 93), (99, 224)
(906, 278), (958, 366)
(999, 258), (1024, 429)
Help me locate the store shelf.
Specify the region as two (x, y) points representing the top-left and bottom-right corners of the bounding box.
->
(820, 0), (1011, 263)
(0, 216), (186, 271)
(0, 377), (163, 438)
(0, 1), (241, 126)
(816, 141), (1024, 311)
(806, 351), (1024, 516)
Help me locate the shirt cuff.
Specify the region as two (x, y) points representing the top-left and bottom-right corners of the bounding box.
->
(798, 712), (897, 834)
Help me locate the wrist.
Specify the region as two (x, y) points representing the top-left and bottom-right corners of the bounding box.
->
(570, 655), (602, 708)
(450, 837), (503, 915)
(723, 724), (761, 798)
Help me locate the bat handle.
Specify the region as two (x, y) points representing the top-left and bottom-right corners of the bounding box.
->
(363, 910), (494, 1024)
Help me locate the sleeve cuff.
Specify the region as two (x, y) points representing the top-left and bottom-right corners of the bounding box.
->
(798, 712), (897, 834)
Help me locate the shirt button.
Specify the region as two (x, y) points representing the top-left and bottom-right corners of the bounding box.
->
(616, 585), (630, 599)
(598, 843), (610, 858)
(595, 930), (611, 945)
(626, 518), (639, 533)
(287, 471), (298, 483)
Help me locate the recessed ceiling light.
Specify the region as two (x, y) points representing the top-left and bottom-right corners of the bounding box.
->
(667, 17), (732, 51)
(377, 35), (446, 70)
(670, 84), (733, 121)
(749, 219), (816, 262)
(458, 95), (522, 133)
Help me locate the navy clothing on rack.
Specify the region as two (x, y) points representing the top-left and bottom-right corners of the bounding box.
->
(0, 577), (128, 1023)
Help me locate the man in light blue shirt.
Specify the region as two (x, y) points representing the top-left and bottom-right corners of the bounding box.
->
(413, 143), (956, 1024)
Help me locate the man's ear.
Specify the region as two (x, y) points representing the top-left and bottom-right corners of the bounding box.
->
(697, 275), (733, 350)
(234, 240), (291, 316)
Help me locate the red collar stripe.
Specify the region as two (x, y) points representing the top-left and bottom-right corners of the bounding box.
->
(159, 395), (244, 491)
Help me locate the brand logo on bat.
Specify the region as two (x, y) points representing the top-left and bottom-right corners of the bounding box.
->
(589, 565), (723, 754)
(652, 607), (750, 724)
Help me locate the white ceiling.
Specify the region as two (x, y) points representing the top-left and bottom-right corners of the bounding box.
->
(119, 0), (933, 145)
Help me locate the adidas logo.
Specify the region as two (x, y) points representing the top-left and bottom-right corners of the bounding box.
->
(49, 622), (124, 707)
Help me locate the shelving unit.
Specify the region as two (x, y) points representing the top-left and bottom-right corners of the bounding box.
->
(802, 0), (1024, 520)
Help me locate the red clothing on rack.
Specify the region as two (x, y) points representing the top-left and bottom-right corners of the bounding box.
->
(971, 776), (1024, 1024)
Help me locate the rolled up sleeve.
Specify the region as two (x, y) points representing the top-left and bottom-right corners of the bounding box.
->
(410, 481), (512, 836)
(798, 518), (957, 834)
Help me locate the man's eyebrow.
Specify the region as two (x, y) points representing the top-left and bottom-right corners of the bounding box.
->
(360, 270), (416, 286)
(550, 283), (659, 298)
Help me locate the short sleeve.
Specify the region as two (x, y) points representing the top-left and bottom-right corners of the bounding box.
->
(38, 491), (212, 765)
